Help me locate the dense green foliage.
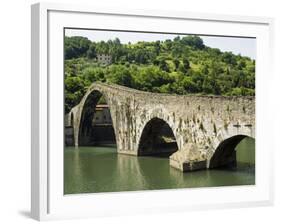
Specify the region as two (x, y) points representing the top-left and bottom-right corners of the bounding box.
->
(64, 35), (255, 112)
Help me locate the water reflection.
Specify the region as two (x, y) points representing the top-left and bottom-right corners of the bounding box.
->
(64, 138), (255, 194)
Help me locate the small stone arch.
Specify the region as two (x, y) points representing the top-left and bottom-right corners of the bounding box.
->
(208, 134), (255, 169)
(73, 84), (117, 147)
(137, 117), (179, 156)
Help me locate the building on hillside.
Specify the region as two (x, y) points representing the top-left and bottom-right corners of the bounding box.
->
(97, 54), (112, 65)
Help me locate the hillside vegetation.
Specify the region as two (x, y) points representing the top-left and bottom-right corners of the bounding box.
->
(64, 35), (255, 112)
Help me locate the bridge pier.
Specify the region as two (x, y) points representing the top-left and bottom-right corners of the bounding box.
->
(170, 158), (207, 172)
(169, 143), (208, 171)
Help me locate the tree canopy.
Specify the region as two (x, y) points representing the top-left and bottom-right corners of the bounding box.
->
(64, 35), (255, 113)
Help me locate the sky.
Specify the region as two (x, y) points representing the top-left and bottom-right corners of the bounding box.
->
(65, 29), (256, 59)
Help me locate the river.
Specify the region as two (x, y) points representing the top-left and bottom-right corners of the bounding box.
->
(64, 137), (255, 194)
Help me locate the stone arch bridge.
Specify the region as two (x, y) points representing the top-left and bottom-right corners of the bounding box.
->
(65, 82), (255, 172)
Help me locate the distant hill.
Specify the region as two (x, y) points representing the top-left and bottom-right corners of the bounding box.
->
(64, 35), (255, 113)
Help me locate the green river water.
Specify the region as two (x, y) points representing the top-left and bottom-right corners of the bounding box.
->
(64, 137), (255, 194)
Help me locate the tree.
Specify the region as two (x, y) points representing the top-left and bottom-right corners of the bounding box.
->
(106, 65), (133, 87)
(82, 67), (105, 83)
(159, 59), (170, 72)
(202, 76), (214, 94)
(237, 60), (246, 69)
(222, 52), (237, 66)
(173, 58), (180, 71)
(173, 36), (180, 42)
(171, 43), (184, 58)
(133, 66), (172, 92)
(180, 35), (205, 49)
(183, 58), (190, 71)
(64, 76), (87, 112)
(182, 76), (198, 93)
(154, 40), (161, 55)
(179, 58), (190, 74)
(87, 43), (97, 59)
(65, 36), (91, 59)
(95, 41), (109, 54)
(163, 39), (172, 51)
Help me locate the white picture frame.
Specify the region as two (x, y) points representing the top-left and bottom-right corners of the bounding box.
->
(31, 2), (274, 221)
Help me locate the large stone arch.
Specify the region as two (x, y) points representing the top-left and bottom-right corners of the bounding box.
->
(201, 117), (255, 167)
(135, 105), (180, 150)
(208, 133), (255, 169)
(137, 116), (179, 156)
(139, 106), (177, 132)
(72, 83), (118, 147)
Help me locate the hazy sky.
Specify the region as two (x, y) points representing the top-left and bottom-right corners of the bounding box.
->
(65, 29), (256, 59)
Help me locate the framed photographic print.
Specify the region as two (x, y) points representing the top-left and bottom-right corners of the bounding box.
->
(31, 2), (274, 221)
